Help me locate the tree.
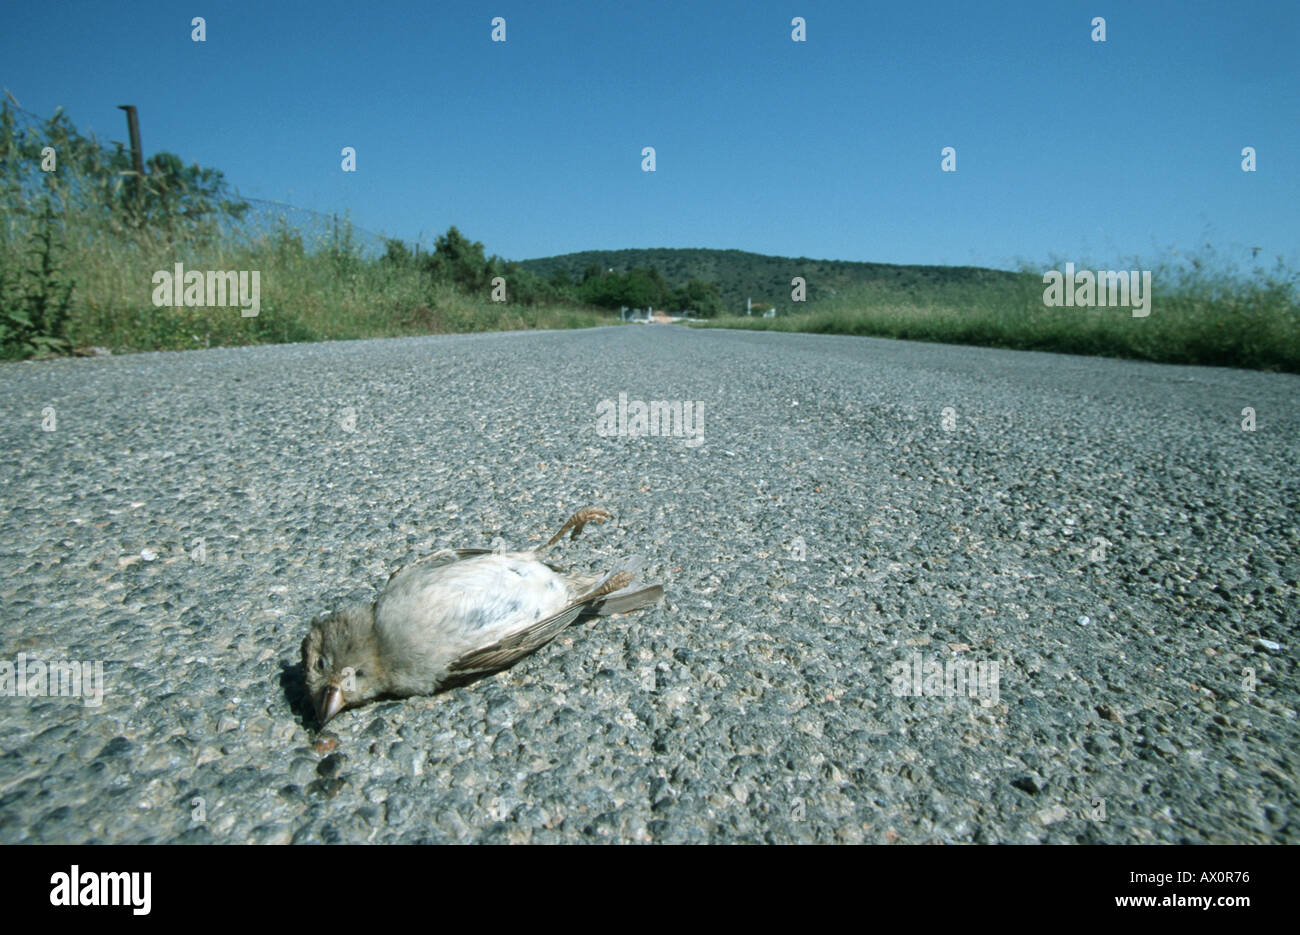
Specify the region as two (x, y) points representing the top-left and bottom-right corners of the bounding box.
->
(126, 151), (249, 238)
(381, 238), (413, 266)
(622, 266), (669, 308)
(670, 277), (724, 317)
(423, 226), (490, 291)
(575, 266), (673, 310)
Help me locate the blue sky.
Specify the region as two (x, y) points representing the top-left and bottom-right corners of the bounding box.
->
(3, 0), (1297, 271)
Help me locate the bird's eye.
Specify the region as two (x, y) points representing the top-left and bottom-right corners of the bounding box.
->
(354, 669), (364, 679)
(315, 658), (325, 672)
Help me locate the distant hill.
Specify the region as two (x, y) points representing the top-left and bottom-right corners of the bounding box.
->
(513, 247), (1025, 312)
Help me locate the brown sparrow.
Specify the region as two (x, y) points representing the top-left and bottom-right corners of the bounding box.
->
(301, 508), (662, 725)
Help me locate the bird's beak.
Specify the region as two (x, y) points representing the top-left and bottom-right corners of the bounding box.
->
(317, 684), (345, 724)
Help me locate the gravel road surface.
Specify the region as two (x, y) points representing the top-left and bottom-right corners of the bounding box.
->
(1, 325), (1296, 843)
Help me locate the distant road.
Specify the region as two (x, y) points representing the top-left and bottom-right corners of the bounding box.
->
(1, 325), (1295, 842)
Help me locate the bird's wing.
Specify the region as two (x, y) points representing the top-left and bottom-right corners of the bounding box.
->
(386, 547), (565, 585)
(385, 548), (491, 585)
(445, 603), (585, 675)
(446, 553), (664, 674)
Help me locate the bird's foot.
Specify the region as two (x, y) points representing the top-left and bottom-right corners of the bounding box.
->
(578, 570), (634, 602)
(542, 507), (611, 550)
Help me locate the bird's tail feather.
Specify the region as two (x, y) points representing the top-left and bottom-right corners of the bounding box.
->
(589, 583), (664, 616)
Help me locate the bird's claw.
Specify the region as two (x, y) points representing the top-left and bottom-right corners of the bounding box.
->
(542, 507), (611, 550)
(567, 507), (611, 539)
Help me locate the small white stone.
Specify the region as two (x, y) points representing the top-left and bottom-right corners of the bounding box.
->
(1036, 805), (1070, 825)
(140, 548), (158, 561)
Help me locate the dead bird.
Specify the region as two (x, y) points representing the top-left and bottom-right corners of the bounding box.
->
(301, 507), (662, 725)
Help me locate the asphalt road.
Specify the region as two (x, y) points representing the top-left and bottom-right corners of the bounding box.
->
(1, 325), (1296, 843)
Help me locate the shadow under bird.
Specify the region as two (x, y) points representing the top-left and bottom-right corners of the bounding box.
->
(301, 508), (663, 725)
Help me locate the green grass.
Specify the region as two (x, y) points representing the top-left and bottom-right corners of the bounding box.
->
(2, 207), (615, 358)
(697, 253), (1300, 373)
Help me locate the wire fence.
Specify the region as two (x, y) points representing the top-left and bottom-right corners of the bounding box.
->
(2, 96), (392, 258)
(237, 196), (390, 258)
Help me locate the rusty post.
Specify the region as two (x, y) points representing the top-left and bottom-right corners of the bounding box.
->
(117, 105), (144, 216)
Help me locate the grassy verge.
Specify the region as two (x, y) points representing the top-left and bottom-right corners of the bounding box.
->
(27, 224), (612, 355)
(697, 254), (1300, 373)
(1, 196), (616, 359)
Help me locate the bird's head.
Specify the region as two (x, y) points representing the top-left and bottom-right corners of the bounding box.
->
(301, 603), (384, 725)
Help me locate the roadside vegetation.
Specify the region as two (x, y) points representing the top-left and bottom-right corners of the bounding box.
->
(699, 252), (1299, 372)
(4, 101), (1294, 371)
(0, 102), (615, 358)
